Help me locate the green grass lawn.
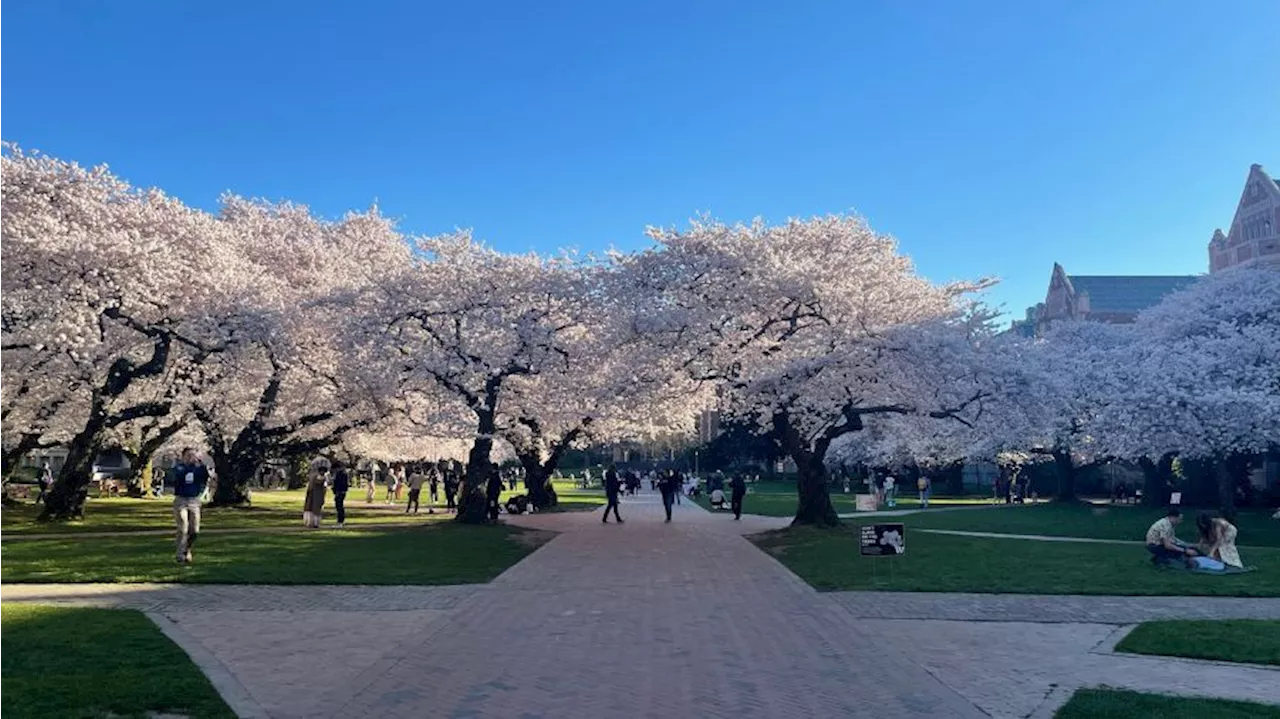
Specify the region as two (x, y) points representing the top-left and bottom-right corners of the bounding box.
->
(1055, 688), (1280, 718)
(1, 480), (603, 535)
(2, 523), (549, 585)
(2, 604), (236, 718)
(693, 481), (1016, 518)
(1115, 620), (1280, 665)
(751, 526), (1280, 596)
(902, 503), (1280, 548)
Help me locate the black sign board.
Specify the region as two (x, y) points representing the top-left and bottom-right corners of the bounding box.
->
(860, 524), (906, 556)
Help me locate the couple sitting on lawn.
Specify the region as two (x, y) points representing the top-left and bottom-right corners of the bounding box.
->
(1145, 507), (1243, 570)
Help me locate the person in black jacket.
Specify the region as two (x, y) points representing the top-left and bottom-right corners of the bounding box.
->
(730, 473), (747, 520)
(486, 469), (503, 523)
(444, 471), (459, 512)
(602, 464), (623, 524)
(332, 460), (350, 528)
(659, 470), (680, 523)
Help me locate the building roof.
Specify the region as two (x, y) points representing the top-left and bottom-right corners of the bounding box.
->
(1066, 274), (1199, 314)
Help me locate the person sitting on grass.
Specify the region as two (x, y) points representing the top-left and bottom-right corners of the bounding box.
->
(1145, 507), (1197, 567)
(1196, 513), (1243, 569)
(709, 487), (727, 510)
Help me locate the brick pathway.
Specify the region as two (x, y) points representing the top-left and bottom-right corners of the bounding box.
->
(320, 492), (983, 719)
(828, 590), (1280, 624)
(5, 490), (1279, 718)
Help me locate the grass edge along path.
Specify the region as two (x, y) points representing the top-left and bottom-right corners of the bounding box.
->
(1, 604), (237, 719)
(1, 522), (552, 585)
(0, 480), (604, 536)
(1115, 619), (1280, 666)
(750, 526), (1280, 596)
(1054, 688), (1280, 718)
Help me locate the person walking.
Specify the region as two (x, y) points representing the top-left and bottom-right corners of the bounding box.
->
(917, 475), (931, 509)
(659, 470), (679, 523)
(602, 464), (624, 523)
(486, 469), (504, 523)
(427, 468), (440, 514)
(303, 458), (328, 528)
(444, 470), (459, 512)
(730, 473), (747, 520)
(171, 448), (210, 564)
(365, 467), (377, 504)
(384, 465), (398, 504)
(36, 462), (53, 504)
(406, 466), (426, 514)
(332, 460), (350, 528)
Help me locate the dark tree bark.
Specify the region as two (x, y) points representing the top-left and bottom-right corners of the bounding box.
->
(455, 377), (502, 524)
(505, 417), (589, 510)
(772, 411), (841, 528)
(456, 412), (495, 524)
(209, 443), (258, 507)
(41, 334), (175, 520)
(1051, 448), (1076, 501)
(1214, 453), (1250, 522)
(198, 353), (369, 507)
(1138, 453), (1176, 507)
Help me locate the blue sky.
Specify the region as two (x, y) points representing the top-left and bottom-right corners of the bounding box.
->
(5, 1), (1278, 321)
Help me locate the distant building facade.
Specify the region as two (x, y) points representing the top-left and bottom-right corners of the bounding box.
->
(1011, 263), (1197, 337)
(1209, 164), (1280, 273)
(1012, 162), (1278, 338)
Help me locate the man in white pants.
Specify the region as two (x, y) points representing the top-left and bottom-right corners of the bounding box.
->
(171, 448), (210, 565)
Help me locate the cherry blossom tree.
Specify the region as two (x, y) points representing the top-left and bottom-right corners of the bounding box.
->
(340, 234), (602, 523)
(970, 321), (1133, 500)
(495, 323), (707, 508)
(187, 197), (412, 505)
(617, 215), (994, 526)
(1099, 268), (1280, 517)
(2, 147), (257, 519)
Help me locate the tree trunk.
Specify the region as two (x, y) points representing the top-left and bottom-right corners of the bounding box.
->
(456, 410), (497, 525)
(1138, 454), (1175, 507)
(792, 453), (840, 527)
(39, 426), (102, 520)
(1052, 448), (1076, 501)
(209, 449), (256, 507)
(1215, 453), (1249, 522)
(519, 459), (556, 510)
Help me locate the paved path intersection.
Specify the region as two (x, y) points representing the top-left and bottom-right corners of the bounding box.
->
(5, 491), (1279, 718)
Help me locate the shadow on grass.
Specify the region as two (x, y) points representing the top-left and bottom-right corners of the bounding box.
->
(1, 604), (236, 718)
(2, 523), (550, 585)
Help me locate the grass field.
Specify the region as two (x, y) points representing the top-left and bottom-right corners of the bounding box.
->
(751, 526), (1280, 596)
(1115, 620), (1280, 666)
(1, 522), (549, 585)
(1054, 688), (1280, 718)
(692, 480), (989, 517)
(903, 503), (1280, 548)
(0, 479), (603, 535)
(2, 604), (236, 719)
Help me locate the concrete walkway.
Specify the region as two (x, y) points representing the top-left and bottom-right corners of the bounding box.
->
(5, 490), (1279, 718)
